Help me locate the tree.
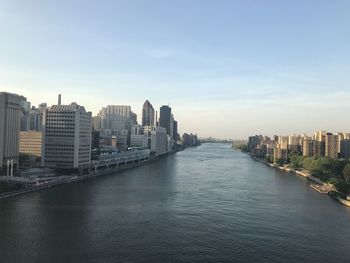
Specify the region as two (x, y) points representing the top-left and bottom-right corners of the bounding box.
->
(342, 164), (350, 182)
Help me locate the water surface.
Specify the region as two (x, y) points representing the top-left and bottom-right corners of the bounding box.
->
(1, 143), (349, 262)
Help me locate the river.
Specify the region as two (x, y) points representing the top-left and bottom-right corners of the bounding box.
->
(0, 143), (349, 262)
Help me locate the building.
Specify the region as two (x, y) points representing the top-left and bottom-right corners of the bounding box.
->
(95, 105), (133, 148)
(42, 100), (92, 169)
(340, 139), (350, 159)
(130, 125), (145, 148)
(19, 131), (42, 158)
(302, 139), (317, 157)
(314, 130), (326, 156)
(182, 133), (199, 147)
(288, 134), (302, 153)
(159, 105), (171, 135)
(19, 131), (42, 167)
(131, 112), (138, 126)
(325, 133), (339, 159)
(142, 100), (155, 126)
(247, 135), (262, 152)
(173, 120), (178, 141)
(144, 126), (168, 155)
(0, 92), (25, 175)
(273, 144), (288, 163)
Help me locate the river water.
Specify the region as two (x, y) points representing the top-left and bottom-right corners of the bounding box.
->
(0, 143), (349, 262)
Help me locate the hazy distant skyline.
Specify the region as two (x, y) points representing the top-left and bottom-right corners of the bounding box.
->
(1, 0), (349, 138)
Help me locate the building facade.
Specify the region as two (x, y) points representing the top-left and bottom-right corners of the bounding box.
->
(142, 100), (155, 126)
(42, 102), (92, 169)
(325, 133), (339, 159)
(159, 105), (171, 135)
(0, 92), (25, 175)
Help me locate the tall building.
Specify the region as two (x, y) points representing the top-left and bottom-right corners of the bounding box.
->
(302, 139), (316, 157)
(325, 133), (339, 159)
(314, 130), (326, 156)
(131, 111), (138, 126)
(288, 134), (302, 153)
(142, 100), (155, 126)
(0, 92), (26, 175)
(159, 105), (171, 135)
(340, 139), (350, 159)
(173, 120), (178, 141)
(247, 135), (262, 151)
(42, 100), (92, 169)
(95, 105), (132, 147)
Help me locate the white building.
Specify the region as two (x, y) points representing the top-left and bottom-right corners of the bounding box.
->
(42, 101), (92, 169)
(0, 92), (25, 175)
(143, 126), (167, 155)
(130, 125), (146, 148)
(95, 105), (133, 147)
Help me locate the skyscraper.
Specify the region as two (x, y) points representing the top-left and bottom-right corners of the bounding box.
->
(142, 100), (155, 126)
(0, 92), (26, 175)
(42, 100), (92, 169)
(95, 105), (132, 146)
(325, 133), (339, 159)
(159, 105), (171, 135)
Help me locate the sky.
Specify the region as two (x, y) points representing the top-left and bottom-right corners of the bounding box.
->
(0, 0), (349, 139)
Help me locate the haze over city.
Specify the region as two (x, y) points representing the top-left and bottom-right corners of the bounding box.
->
(1, 0), (349, 138)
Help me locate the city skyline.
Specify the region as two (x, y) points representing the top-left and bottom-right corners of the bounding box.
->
(1, 1), (350, 138)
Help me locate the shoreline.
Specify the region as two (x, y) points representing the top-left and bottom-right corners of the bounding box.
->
(0, 148), (186, 200)
(249, 155), (350, 208)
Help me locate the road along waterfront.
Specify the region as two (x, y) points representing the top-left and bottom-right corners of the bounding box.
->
(0, 143), (350, 263)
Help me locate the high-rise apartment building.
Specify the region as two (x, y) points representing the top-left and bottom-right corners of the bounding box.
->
(0, 92), (25, 175)
(142, 100), (155, 126)
(159, 105), (171, 135)
(302, 139), (317, 157)
(42, 101), (92, 169)
(314, 130), (326, 157)
(325, 133), (339, 159)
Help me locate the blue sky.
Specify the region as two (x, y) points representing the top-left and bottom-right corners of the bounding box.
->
(0, 0), (349, 138)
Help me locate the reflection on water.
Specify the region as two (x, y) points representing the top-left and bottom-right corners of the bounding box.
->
(0, 143), (350, 262)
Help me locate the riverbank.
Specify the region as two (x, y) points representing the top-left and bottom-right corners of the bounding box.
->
(0, 148), (184, 200)
(250, 155), (350, 208)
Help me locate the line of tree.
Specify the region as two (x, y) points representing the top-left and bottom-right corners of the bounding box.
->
(289, 153), (350, 194)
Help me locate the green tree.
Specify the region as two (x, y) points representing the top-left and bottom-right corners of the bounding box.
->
(342, 163), (350, 182)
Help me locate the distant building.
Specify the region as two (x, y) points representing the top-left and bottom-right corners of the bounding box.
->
(95, 105), (133, 148)
(325, 133), (339, 159)
(0, 92), (25, 175)
(42, 100), (92, 169)
(288, 134), (302, 153)
(19, 131), (42, 167)
(273, 144), (288, 163)
(159, 105), (171, 135)
(340, 139), (350, 159)
(19, 131), (42, 158)
(173, 120), (178, 141)
(131, 112), (138, 126)
(314, 130), (326, 156)
(142, 100), (155, 126)
(144, 126), (168, 155)
(130, 125), (145, 148)
(302, 139), (316, 157)
(247, 135), (262, 152)
(182, 133), (199, 147)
